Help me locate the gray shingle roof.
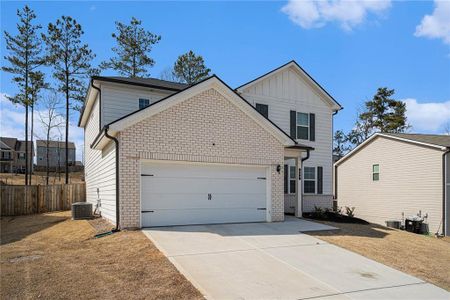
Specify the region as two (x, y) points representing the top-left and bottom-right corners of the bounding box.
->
(94, 76), (188, 91)
(383, 133), (450, 148)
(0, 137), (17, 150)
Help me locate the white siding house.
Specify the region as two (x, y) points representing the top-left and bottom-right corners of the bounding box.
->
(79, 61), (342, 229)
(335, 133), (450, 236)
(237, 61), (341, 213)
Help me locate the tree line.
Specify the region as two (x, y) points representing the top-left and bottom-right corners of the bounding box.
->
(333, 87), (409, 158)
(3, 6), (211, 185)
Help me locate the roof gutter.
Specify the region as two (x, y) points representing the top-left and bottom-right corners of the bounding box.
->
(90, 79), (102, 131)
(104, 125), (120, 232)
(442, 148), (450, 236)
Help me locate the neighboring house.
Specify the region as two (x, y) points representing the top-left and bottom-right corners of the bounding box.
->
(79, 61), (342, 228)
(36, 140), (76, 168)
(335, 133), (450, 236)
(0, 137), (34, 173)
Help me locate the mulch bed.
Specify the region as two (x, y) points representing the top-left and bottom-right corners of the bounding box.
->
(303, 212), (370, 224)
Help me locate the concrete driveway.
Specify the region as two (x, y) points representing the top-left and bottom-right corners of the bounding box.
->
(143, 217), (449, 299)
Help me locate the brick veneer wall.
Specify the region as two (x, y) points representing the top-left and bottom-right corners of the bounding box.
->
(118, 88), (285, 228)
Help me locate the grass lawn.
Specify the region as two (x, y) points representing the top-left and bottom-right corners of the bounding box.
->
(0, 172), (85, 185)
(0, 211), (202, 299)
(306, 220), (450, 291)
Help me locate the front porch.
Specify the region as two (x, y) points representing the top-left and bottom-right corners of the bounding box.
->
(283, 146), (311, 218)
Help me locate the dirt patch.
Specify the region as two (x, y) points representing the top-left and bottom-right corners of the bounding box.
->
(307, 221), (450, 291)
(1, 211), (203, 299)
(88, 216), (115, 234)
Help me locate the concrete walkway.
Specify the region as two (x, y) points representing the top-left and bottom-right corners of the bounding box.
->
(143, 217), (449, 299)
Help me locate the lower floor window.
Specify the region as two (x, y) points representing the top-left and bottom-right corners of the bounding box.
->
(284, 164), (296, 194)
(304, 167), (316, 194)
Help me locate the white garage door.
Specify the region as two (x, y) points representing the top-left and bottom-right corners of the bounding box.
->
(141, 162), (268, 227)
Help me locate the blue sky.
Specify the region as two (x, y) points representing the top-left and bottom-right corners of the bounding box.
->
(1, 1), (450, 160)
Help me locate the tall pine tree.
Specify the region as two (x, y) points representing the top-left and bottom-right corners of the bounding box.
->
(347, 88), (409, 148)
(43, 16), (95, 183)
(2, 5), (45, 185)
(100, 17), (160, 77)
(173, 50), (211, 84)
(359, 87), (409, 133)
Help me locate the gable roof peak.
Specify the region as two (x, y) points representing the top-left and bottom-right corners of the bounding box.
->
(236, 60), (343, 111)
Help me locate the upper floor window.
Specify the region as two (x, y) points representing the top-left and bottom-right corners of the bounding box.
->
(139, 98), (150, 109)
(255, 103), (269, 119)
(297, 112), (309, 140)
(372, 164), (380, 181)
(290, 111), (315, 141)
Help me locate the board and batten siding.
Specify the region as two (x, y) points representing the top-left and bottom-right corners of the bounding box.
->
(336, 136), (444, 235)
(101, 83), (175, 126)
(240, 66), (334, 210)
(84, 95), (117, 224)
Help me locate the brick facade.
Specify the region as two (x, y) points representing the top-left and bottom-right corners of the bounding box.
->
(118, 88), (285, 228)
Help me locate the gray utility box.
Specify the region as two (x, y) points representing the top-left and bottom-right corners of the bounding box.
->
(385, 220), (401, 229)
(72, 202), (93, 220)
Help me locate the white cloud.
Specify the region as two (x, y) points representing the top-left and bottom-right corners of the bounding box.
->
(0, 92), (84, 162)
(281, 0), (391, 31)
(402, 98), (450, 133)
(415, 0), (450, 46)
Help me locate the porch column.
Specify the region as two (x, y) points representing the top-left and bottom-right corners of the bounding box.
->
(295, 156), (302, 217)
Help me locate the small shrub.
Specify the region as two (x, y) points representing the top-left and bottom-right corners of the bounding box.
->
(345, 206), (356, 218)
(333, 206), (343, 215)
(313, 205), (326, 219)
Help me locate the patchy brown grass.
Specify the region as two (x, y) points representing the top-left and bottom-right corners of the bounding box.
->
(307, 220), (450, 291)
(0, 172), (84, 185)
(1, 212), (203, 299)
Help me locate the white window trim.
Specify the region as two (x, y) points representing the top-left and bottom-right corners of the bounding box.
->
(372, 164), (380, 181)
(296, 112), (309, 140)
(288, 165), (296, 195)
(303, 166), (316, 194)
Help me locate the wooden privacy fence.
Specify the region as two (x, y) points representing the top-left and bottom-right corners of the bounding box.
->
(0, 183), (86, 216)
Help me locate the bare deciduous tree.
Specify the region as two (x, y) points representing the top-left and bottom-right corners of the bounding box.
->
(37, 91), (63, 185)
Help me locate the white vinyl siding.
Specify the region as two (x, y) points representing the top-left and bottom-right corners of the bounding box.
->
(241, 66), (333, 201)
(84, 95), (117, 224)
(101, 83), (175, 126)
(336, 136), (444, 235)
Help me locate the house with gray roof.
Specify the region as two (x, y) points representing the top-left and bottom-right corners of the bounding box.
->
(0, 137), (34, 173)
(79, 61), (342, 229)
(335, 133), (450, 236)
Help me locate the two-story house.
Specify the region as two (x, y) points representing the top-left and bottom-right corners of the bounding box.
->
(36, 140), (76, 169)
(0, 137), (34, 173)
(79, 61), (342, 229)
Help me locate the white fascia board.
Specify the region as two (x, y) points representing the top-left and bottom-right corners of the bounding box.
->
(335, 133), (447, 166)
(109, 77), (296, 146)
(79, 83), (98, 128)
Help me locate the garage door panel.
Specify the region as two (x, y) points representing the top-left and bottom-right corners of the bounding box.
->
(142, 177), (213, 194)
(142, 193), (266, 210)
(207, 179), (266, 194)
(141, 162), (268, 227)
(142, 163), (265, 178)
(142, 208), (266, 227)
